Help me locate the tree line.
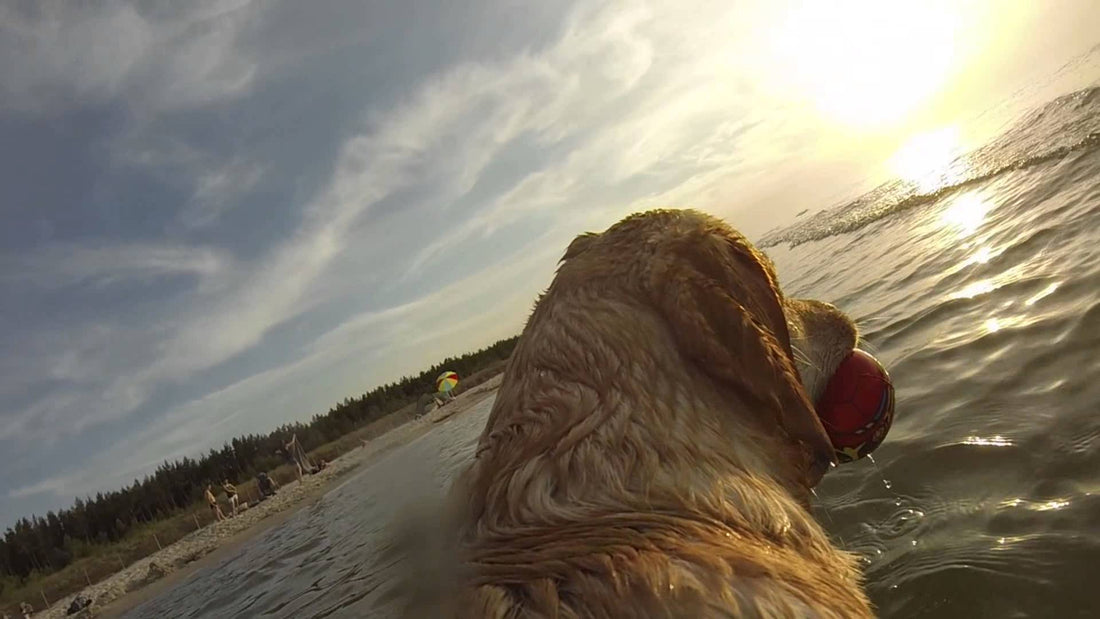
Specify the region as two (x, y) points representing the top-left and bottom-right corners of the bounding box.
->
(0, 335), (519, 583)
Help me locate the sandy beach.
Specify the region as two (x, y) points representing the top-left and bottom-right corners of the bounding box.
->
(41, 376), (501, 619)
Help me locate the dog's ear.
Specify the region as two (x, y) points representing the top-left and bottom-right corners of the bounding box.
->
(645, 250), (834, 487)
(561, 232), (599, 263)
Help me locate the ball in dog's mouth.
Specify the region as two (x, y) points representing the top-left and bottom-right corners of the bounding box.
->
(816, 349), (895, 463)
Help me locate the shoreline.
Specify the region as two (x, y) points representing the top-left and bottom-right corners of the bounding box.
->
(44, 376), (501, 619)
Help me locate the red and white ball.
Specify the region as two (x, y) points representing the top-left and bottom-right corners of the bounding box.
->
(815, 349), (895, 463)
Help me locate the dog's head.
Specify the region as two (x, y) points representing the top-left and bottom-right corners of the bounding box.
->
(394, 209), (867, 618)
(556, 209), (857, 489)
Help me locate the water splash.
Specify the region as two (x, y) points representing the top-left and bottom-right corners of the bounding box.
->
(866, 454), (894, 491)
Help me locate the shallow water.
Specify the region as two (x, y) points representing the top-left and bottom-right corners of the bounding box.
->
(126, 87), (1100, 618)
(123, 400), (494, 618)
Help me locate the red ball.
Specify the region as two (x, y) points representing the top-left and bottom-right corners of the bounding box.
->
(815, 349), (895, 463)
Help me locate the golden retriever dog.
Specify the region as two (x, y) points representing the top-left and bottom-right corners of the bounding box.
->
(399, 209), (872, 618)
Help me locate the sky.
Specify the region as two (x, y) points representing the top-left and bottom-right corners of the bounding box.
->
(1, 0), (1098, 528)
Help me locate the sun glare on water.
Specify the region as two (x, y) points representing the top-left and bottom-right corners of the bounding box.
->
(889, 125), (965, 192)
(768, 0), (961, 128)
(941, 191), (990, 237)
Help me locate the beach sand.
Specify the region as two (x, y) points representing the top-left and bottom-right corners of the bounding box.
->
(46, 376), (501, 619)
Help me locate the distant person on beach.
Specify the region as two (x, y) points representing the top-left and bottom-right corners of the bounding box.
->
(279, 440), (304, 483)
(204, 484), (226, 521)
(66, 594), (92, 615)
(257, 472), (275, 497)
(257, 471), (278, 498)
(281, 433), (322, 479)
(222, 479), (239, 516)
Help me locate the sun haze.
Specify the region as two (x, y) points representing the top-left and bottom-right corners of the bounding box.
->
(765, 0), (962, 128)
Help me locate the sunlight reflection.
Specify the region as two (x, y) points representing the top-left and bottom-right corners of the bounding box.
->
(991, 535), (1029, 551)
(944, 261), (1035, 305)
(1046, 378), (1068, 391)
(941, 243), (1005, 278)
(1025, 282), (1060, 306)
(940, 192), (991, 237)
(965, 245), (1000, 266)
(962, 435), (1013, 447)
(890, 126), (965, 192)
(999, 497), (1071, 511)
(980, 314), (1030, 336)
(950, 279), (996, 300)
(969, 246), (993, 264)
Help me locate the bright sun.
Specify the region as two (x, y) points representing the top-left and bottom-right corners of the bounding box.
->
(768, 0), (960, 128)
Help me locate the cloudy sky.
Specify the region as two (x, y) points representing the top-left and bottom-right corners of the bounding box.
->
(2, 0), (1098, 527)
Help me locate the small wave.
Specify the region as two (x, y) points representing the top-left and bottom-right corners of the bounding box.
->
(761, 86), (1100, 249)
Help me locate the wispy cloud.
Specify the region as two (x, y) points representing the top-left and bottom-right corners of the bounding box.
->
(9, 235), (560, 501)
(182, 159), (266, 229)
(8, 473), (79, 500)
(117, 2), (673, 382)
(1, 243), (230, 289)
(0, 0), (260, 116)
(2, 0), (784, 455)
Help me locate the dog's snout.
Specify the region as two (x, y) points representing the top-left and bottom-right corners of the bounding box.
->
(790, 299), (858, 349)
(817, 301), (857, 345)
(785, 298), (859, 404)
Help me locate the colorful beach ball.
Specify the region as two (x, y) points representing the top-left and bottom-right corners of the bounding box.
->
(436, 371), (459, 393)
